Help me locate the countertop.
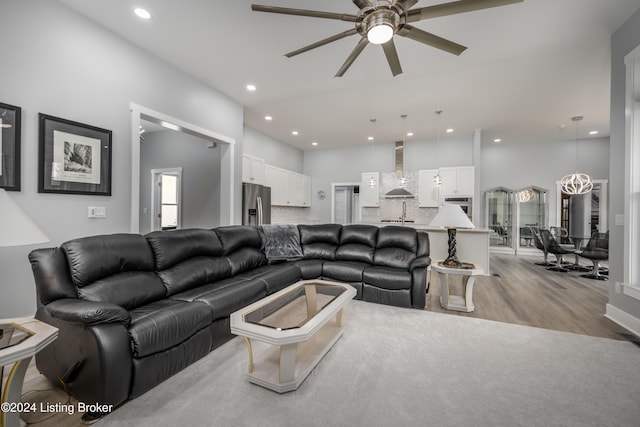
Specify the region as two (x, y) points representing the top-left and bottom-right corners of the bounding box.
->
(358, 222), (491, 233)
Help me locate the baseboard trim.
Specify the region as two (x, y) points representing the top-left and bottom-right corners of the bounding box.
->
(605, 303), (640, 338)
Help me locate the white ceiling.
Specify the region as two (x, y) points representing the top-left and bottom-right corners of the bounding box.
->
(58, 0), (640, 150)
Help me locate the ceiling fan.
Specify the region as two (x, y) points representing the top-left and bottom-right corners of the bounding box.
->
(252, 0), (523, 77)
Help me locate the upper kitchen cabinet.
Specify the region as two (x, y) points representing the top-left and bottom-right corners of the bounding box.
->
(361, 172), (380, 207)
(265, 164), (312, 207)
(439, 166), (475, 197)
(242, 154), (265, 185)
(418, 169), (440, 207)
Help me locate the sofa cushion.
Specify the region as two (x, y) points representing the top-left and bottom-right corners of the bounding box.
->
(214, 225), (263, 255)
(172, 277), (267, 321)
(373, 226), (417, 269)
(322, 261), (367, 283)
(128, 299), (212, 358)
(235, 264), (301, 294)
(157, 257), (232, 296)
(145, 229), (224, 271)
(335, 224), (378, 264)
(363, 266), (412, 290)
(294, 259), (324, 279)
(62, 234), (156, 287)
(78, 271), (166, 310)
(299, 224), (341, 260)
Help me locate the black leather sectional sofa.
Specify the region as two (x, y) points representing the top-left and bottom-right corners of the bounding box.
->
(29, 224), (430, 409)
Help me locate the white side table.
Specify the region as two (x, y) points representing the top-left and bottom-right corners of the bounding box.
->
(1, 318), (58, 427)
(432, 262), (484, 312)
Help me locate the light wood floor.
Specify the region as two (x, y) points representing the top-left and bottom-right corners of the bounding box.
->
(428, 253), (633, 341)
(5, 254), (638, 426)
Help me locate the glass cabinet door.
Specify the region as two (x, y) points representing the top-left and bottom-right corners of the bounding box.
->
(516, 186), (549, 250)
(485, 187), (514, 250)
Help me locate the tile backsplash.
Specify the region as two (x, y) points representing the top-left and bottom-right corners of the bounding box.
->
(361, 171), (438, 225)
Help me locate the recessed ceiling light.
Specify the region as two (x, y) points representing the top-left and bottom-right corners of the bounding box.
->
(246, 84), (257, 92)
(446, 128), (454, 133)
(589, 130), (598, 135)
(493, 138), (502, 143)
(312, 141), (318, 146)
(264, 115), (272, 121)
(291, 131), (299, 136)
(134, 8), (152, 20)
(406, 132), (414, 137)
(367, 136), (374, 141)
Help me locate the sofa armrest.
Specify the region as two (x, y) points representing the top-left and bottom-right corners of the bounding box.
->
(44, 299), (131, 327)
(410, 255), (431, 272)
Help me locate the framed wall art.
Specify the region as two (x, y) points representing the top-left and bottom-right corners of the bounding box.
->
(0, 102), (22, 191)
(38, 113), (112, 196)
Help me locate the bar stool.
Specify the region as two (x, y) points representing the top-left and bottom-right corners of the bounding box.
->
(531, 227), (554, 267)
(543, 230), (577, 273)
(579, 232), (609, 280)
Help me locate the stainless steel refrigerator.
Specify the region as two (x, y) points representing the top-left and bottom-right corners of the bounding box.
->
(242, 183), (271, 226)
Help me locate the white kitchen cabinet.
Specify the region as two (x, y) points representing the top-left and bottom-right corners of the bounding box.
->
(418, 169), (440, 207)
(264, 164), (311, 207)
(360, 172), (380, 207)
(242, 154), (265, 185)
(439, 166), (475, 197)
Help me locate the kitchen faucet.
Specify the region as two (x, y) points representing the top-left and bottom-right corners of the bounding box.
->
(401, 201), (407, 226)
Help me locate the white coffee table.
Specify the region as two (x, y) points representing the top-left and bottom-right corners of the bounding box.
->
(230, 279), (356, 393)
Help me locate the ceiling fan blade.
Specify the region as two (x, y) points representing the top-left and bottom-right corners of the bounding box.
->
(382, 39), (403, 76)
(394, 0), (419, 13)
(251, 5), (357, 22)
(352, 0), (374, 9)
(398, 25), (467, 55)
(285, 29), (359, 58)
(406, 0), (523, 22)
(335, 38), (369, 77)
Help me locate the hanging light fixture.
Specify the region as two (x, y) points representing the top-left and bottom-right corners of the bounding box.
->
(399, 114), (408, 187)
(433, 110), (443, 187)
(560, 116), (593, 195)
(369, 118), (377, 188)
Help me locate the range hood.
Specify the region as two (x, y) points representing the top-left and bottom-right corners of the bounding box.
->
(384, 141), (414, 199)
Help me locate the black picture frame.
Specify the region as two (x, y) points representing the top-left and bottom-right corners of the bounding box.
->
(0, 102), (22, 191)
(38, 113), (112, 196)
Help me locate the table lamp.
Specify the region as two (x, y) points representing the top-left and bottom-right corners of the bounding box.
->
(429, 204), (474, 268)
(0, 189), (49, 247)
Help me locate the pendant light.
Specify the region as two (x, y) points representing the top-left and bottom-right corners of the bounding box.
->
(368, 118), (377, 188)
(560, 116), (593, 195)
(433, 110), (443, 187)
(399, 114), (408, 187)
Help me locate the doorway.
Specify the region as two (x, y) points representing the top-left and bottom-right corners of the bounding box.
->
(130, 103), (236, 233)
(151, 168), (182, 231)
(331, 183), (360, 224)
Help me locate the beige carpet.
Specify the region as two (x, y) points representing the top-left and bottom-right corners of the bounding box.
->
(96, 301), (640, 427)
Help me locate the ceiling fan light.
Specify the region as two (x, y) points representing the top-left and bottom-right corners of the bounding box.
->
(367, 24), (394, 44)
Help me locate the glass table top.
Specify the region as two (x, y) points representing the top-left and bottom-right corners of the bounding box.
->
(244, 282), (346, 330)
(0, 323), (34, 351)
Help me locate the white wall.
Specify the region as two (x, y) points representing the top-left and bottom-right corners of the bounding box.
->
(243, 126), (303, 172)
(609, 8), (640, 324)
(0, 1), (244, 317)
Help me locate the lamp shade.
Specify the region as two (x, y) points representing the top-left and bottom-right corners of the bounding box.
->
(0, 189), (49, 247)
(429, 204), (475, 229)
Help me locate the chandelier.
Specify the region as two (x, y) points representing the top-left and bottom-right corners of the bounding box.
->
(560, 116), (593, 195)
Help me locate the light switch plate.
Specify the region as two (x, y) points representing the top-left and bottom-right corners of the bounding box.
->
(88, 206), (107, 219)
(615, 214), (624, 226)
